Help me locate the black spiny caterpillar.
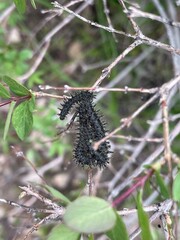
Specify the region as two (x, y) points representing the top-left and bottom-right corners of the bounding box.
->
(59, 91), (110, 168)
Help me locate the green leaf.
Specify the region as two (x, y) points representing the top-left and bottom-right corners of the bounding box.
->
(0, 82), (10, 99)
(173, 172), (180, 202)
(155, 171), (170, 199)
(88, 234), (94, 240)
(13, 0), (26, 14)
(19, 49), (33, 60)
(28, 94), (35, 112)
(45, 185), (70, 204)
(64, 196), (116, 234)
(48, 224), (80, 240)
(106, 212), (129, 240)
(3, 76), (30, 96)
(30, 0), (36, 9)
(12, 100), (33, 140)
(3, 101), (16, 141)
(137, 191), (152, 240)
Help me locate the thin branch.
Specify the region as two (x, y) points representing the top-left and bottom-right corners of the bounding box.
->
(0, 95), (31, 108)
(112, 134), (163, 143)
(108, 121), (180, 200)
(102, 0), (118, 42)
(118, 199), (173, 216)
(152, 0), (180, 74)
(94, 93), (159, 150)
(19, 185), (61, 210)
(147, 113), (180, 125)
(92, 40), (142, 88)
(0, 198), (54, 214)
(160, 91), (173, 188)
(140, 33), (180, 55)
(112, 169), (154, 207)
(118, 0), (141, 35)
(94, 74), (180, 149)
(130, 199), (173, 239)
(38, 85), (158, 94)
(128, 6), (180, 28)
(52, 1), (131, 38)
(39, 0), (93, 48)
(34, 91), (64, 99)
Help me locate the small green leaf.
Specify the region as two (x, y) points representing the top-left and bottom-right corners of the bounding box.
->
(137, 191), (152, 240)
(30, 0), (36, 9)
(28, 94), (35, 112)
(3, 76), (30, 96)
(19, 49), (33, 60)
(13, 0), (26, 14)
(107, 212), (129, 240)
(155, 171), (170, 199)
(3, 101), (16, 141)
(12, 100), (33, 140)
(45, 185), (70, 204)
(48, 224), (80, 240)
(0, 82), (10, 99)
(173, 172), (180, 202)
(64, 196), (116, 234)
(88, 234), (94, 240)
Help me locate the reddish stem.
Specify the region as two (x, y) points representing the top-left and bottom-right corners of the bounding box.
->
(0, 95), (31, 107)
(112, 169), (154, 207)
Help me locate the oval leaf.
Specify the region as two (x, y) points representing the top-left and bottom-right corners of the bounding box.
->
(12, 100), (33, 140)
(48, 224), (80, 240)
(106, 213), (129, 240)
(3, 76), (30, 96)
(13, 0), (26, 14)
(173, 172), (180, 202)
(64, 196), (116, 234)
(0, 82), (10, 99)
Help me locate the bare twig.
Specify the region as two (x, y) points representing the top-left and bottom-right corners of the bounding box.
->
(102, 0), (118, 42)
(108, 121), (180, 200)
(160, 91), (173, 188)
(112, 169), (154, 207)
(92, 40), (142, 88)
(152, 0), (180, 74)
(52, 1), (130, 38)
(34, 91), (64, 99)
(118, 199), (173, 216)
(128, 6), (180, 28)
(0, 185), (65, 240)
(112, 134), (163, 143)
(94, 93), (159, 150)
(39, 85), (158, 94)
(118, 0), (141, 35)
(94, 75), (180, 150)
(39, 0), (94, 48)
(130, 199), (173, 239)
